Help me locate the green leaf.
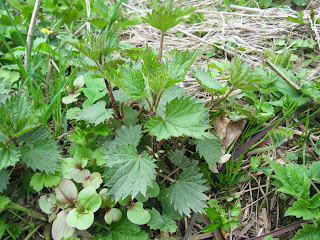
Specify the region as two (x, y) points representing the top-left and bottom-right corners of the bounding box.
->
(285, 198), (320, 220)
(52, 211), (75, 240)
(67, 208), (94, 230)
(30, 171), (62, 191)
(145, 96), (210, 141)
(0, 169), (10, 192)
(93, 210), (149, 240)
(103, 144), (157, 202)
(229, 56), (262, 91)
(0, 144), (21, 169)
(77, 187), (102, 212)
(269, 161), (310, 199)
(310, 161), (320, 183)
(165, 49), (198, 87)
(105, 208), (123, 224)
(117, 63), (146, 100)
(168, 149), (198, 169)
(21, 138), (61, 173)
(292, 222), (320, 240)
(127, 202), (151, 225)
(0, 195), (10, 210)
(82, 74), (107, 104)
(147, 208), (177, 233)
(114, 125), (142, 148)
(167, 167), (208, 217)
(5, 93), (33, 125)
(268, 128), (294, 148)
(308, 193), (320, 209)
(74, 101), (114, 125)
(192, 68), (224, 92)
(195, 136), (222, 172)
(18, 125), (52, 143)
(142, 0), (196, 32)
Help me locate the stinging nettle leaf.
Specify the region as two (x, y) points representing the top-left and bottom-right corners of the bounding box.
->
(145, 96), (211, 141)
(147, 208), (177, 233)
(192, 67), (224, 92)
(195, 135), (222, 173)
(0, 144), (21, 170)
(268, 128), (294, 148)
(114, 125), (142, 148)
(167, 167), (208, 217)
(0, 169), (10, 193)
(103, 144), (157, 202)
(21, 138), (61, 173)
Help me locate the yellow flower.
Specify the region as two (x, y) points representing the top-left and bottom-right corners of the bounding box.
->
(40, 27), (53, 35)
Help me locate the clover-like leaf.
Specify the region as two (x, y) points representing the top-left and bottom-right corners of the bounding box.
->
(127, 202), (151, 225)
(39, 194), (57, 215)
(145, 96), (211, 141)
(30, 171), (62, 191)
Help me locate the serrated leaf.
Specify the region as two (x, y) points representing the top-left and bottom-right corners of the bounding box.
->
(18, 125), (52, 143)
(6, 93), (33, 125)
(103, 144), (157, 202)
(74, 101), (114, 125)
(0, 169), (10, 192)
(165, 49), (198, 86)
(230, 56), (262, 91)
(30, 171), (62, 191)
(195, 136), (222, 172)
(0, 144), (21, 169)
(285, 198), (320, 220)
(147, 208), (177, 233)
(269, 161), (310, 199)
(114, 125), (142, 148)
(168, 149), (198, 169)
(142, 0), (196, 32)
(21, 138), (61, 173)
(82, 74), (107, 104)
(93, 210), (149, 240)
(308, 193), (320, 209)
(122, 105), (139, 127)
(192, 68), (224, 92)
(117, 64), (146, 100)
(145, 97), (210, 141)
(268, 128), (294, 148)
(0, 195), (10, 210)
(167, 167), (208, 217)
(310, 161), (320, 183)
(292, 222), (320, 240)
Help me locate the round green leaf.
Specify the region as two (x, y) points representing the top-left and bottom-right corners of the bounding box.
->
(118, 195), (132, 206)
(83, 172), (102, 189)
(39, 194), (57, 214)
(78, 187), (102, 212)
(67, 208), (94, 230)
(54, 179), (78, 208)
(71, 169), (90, 183)
(61, 158), (77, 179)
(104, 208), (123, 225)
(136, 192), (149, 202)
(52, 211), (75, 240)
(127, 202), (151, 225)
(147, 181), (160, 197)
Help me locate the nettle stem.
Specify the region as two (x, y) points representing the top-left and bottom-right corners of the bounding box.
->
(158, 31), (165, 62)
(210, 86), (234, 110)
(104, 78), (123, 122)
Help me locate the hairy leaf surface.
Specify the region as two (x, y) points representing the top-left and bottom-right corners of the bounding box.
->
(167, 167), (208, 217)
(103, 144), (157, 202)
(145, 97), (210, 141)
(0, 144), (21, 169)
(147, 208), (177, 233)
(0, 169), (10, 192)
(21, 138), (61, 173)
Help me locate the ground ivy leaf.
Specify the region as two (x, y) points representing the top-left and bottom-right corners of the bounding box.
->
(30, 171), (62, 191)
(0, 144), (21, 169)
(145, 96), (210, 141)
(269, 161), (310, 199)
(21, 138), (61, 173)
(74, 101), (114, 125)
(0, 169), (10, 192)
(93, 210), (149, 240)
(285, 198), (320, 220)
(167, 167), (208, 217)
(195, 136), (223, 173)
(147, 208), (177, 233)
(114, 125), (142, 148)
(103, 144), (157, 202)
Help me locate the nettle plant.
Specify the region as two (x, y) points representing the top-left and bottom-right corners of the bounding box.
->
(37, 0), (260, 239)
